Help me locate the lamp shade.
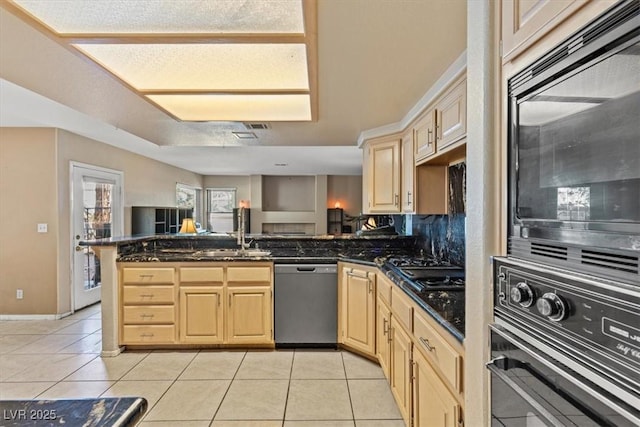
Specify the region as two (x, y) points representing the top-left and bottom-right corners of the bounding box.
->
(179, 218), (197, 234)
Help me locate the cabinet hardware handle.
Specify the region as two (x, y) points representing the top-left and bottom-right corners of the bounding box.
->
(427, 129), (433, 144)
(419, 337), (435, 351)
(394, 194), (399, 206)
(140, 333), (155, 338)
(139, 274), (154, 279)
(388, 327), (394, 343)
(140, 313), (154, 318)
(139, 294), (154, 298)
(217, 294), (220, 307)
(412, 361), (417, 381)
(383, 318), (389, 335)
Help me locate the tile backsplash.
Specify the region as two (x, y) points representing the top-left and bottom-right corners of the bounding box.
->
(411, 214), (465, 266)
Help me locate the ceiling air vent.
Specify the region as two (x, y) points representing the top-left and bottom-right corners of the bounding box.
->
(581, 250), (639, 274)
(244, 122), (270, 130)
(232, 131), (257, 139)
(530, 242), (568, 260)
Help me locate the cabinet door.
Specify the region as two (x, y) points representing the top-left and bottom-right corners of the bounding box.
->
(414, 108), (436, 161)
(390, 318), (412, 425)
(376, 297), (392, 380)
(341, 268), (376, 355)
(401, 130), (415, 213)
(179, 287), (224, 344)
(413, 348), (461, 427)
(435, 80), (466, 151)
(502, 0), (589, 61)
(227, 287), (273, 344)
(367, 139), (401, 213)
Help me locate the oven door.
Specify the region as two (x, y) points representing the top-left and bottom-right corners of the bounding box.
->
(488, 325), (638, 427)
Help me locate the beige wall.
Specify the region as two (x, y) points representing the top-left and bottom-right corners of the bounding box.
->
(203, 175), (252, 205)
(0, 128), (59, 315)
(327, 175), (363, 217)
(0, 127), (203, 315)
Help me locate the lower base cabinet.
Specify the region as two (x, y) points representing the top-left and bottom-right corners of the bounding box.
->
(376, 296), (392, 380)
(179, 287), (224, 344)
(413, 347), (462, 427)
(227, 286), (272, 344)
(390, 317), (412, 425)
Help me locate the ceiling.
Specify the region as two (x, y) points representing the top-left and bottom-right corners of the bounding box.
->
(0, 0), (467, 176)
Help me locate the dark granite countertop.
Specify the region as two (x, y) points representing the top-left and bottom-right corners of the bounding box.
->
(0, 397), (146, 426)
(375, 258), (465, 342)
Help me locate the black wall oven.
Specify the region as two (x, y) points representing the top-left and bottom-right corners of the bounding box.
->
(507, 0), (640, 285)
(492, 2), (640, 425)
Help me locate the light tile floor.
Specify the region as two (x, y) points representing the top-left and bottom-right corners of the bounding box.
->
(0, 304), (405, 426)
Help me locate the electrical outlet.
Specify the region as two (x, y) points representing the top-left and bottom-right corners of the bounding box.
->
(37, 223), (48, 233)
(16, 289), (23, 299)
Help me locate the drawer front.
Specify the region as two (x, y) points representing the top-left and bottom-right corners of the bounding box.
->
(180, 267), (224, 283)
(122, 268), (175, 284)
(122, 285), (175, 304)
(377, 274), (392, 306)
(122, 325), (175, 344)
(391, 287), (413, 333)
(413, 310), (461, 393)
(123, 305), (175, 324)
(227, 266), (272, 283)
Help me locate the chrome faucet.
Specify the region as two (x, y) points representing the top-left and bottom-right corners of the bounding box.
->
(237, 207), (250, 250)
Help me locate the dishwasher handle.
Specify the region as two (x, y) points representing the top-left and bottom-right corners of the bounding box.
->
(296, 267), (316, 272)
(275, 264), (337, 274)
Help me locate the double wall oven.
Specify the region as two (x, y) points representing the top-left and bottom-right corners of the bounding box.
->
(492, 1), (639, 426)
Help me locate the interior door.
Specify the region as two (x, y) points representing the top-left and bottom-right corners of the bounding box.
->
(71, 164), (123, 311)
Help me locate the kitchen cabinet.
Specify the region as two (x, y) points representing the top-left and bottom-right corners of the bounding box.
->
(179, 266), (224, 344)
(390, 316), (412, 425)
(120, 267), (177, 344)
(414, 108), (436, 161)
(435, 78), (466, 152)
(501, 0), (589, 62)
(401, 129), (416, 213)
(339, 263), (377, 356)
(363, 137), (401, 214)
(413, 346), (462, 427)
(376, 295), (392, 380)
(118, 262), (273, 347)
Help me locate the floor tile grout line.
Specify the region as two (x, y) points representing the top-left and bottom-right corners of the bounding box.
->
(208, 349), (247, 423)
(341, 350), (358, 424)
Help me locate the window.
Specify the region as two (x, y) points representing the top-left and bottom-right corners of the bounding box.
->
(176, 183), (202, 226)
(206, 188), (236, 232)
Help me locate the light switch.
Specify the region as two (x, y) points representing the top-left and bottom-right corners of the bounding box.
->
(37, 223), (48, 233)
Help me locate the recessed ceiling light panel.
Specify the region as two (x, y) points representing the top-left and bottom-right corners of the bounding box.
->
(72, 43), (309, 91)
(147, 94), (312, 121)
(11, 0), (305, 34)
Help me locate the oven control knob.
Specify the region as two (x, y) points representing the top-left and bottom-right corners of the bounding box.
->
(537, 293), (567, 321)
(510, 282), (535, 307)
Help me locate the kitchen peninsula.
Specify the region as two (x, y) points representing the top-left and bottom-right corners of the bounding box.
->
(84, 231), (467, 426)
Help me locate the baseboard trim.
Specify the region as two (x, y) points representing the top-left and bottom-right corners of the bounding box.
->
(0, 312), (72, 321)
(101, 347), (124, 358)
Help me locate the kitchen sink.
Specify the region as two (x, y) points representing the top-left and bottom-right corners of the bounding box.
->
(197, 249), (271, 257)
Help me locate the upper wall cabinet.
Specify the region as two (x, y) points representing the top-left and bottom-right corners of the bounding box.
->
(363, 137), (401, 214)
(501, 0), (590, 62)
(401, 129), (415, 214)
(415, 76), (467, 165)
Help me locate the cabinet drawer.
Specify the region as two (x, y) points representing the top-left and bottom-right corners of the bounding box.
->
(122, 268), (175, 284)
(413, 310), (462, 393)
(377, 274), (392, 306)
(391, 287), (413, 333)
(122, 285), (175, 304)
(180, 267), (224, 283)
(122, 325), (175, 344)
(123, 305), (175, 324)
(227, 266), (271, 283)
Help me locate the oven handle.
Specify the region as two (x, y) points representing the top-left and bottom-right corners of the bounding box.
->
(487, 358), (565, 427)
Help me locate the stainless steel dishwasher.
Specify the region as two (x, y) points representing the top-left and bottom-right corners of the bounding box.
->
(274, 264), (337, 348)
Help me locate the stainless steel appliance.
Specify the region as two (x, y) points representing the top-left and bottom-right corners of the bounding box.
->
(507, 0), (640, 284)
(491, 257), (639, 426)
(274, 264), (337, 347)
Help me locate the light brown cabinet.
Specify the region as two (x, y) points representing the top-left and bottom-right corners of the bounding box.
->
(339, 263), (377, 356)
(363, 137), (401, 214)
(401, 129), (416, 213)
(376, 295), (392, 380)
(414, 108), (437, 161)
(413, 347), (462, 427)
(119, 262), (273, 347)
(226, 287), (272, 344)
(390, 316), (412, 425)
(501, 0), (590, 62)
(120, 267), (177, 344)
(435, 78), (466, 152)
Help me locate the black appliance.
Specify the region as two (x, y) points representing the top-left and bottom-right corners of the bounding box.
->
(490, 257), (639, 426)
(507, 0), (640, 284)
